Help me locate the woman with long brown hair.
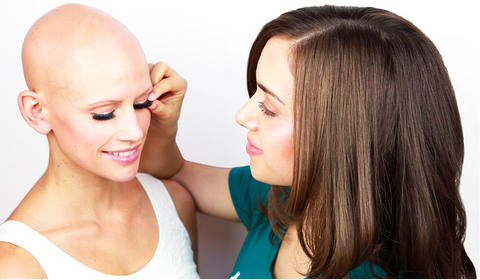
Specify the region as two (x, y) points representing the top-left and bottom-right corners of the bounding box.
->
(142, 5), (476, 278)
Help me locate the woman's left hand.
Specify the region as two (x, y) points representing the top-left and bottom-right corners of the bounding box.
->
(147, 61), (187, 133)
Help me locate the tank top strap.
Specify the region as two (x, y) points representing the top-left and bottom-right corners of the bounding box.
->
(0, 175), (198, 279)
(136, 173), (179, 223)
(0, 220), (82, 278)
(135, 173), (198, 278)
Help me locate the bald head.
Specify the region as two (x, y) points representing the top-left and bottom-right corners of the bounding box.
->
(22, 4), (148, 99)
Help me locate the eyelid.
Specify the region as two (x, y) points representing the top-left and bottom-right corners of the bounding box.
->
(258, 101), (277, 117)
(91, 97), (151, 121)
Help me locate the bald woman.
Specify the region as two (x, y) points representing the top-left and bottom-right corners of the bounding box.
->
(0, 4), (198, 278)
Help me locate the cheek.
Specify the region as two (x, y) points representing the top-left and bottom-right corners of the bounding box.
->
(264, 121), (294, 164)
(57, 118), (107, 146)
(48, 107), (108, 143)
(261, 124), (294, 186)
(137, 109), (151, 133)
(277, 128), (294, 163)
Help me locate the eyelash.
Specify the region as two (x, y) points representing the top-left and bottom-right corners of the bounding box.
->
(258, 101), (276, 117)
(133, 100), (153, 110)
(93, 111), (115, 121)
(92, 100), (153, 121)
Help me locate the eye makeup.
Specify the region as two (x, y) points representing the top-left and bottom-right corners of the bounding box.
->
(93, 111), (115, 121)
(91, 99), (152, 121)
(133, 100), (152, 110)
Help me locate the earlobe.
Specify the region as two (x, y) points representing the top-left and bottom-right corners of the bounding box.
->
(17, 90), (51, 135)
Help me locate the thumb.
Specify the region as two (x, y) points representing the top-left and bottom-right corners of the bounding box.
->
(148, 99), (165, 116)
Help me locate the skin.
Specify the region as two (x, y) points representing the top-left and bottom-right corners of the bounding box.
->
(235, 37), (295, 186)
(141, 37), (311, 278)
(0, 4), (197, 278)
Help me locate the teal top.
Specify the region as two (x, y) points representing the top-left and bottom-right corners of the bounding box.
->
(228, 166), (387, 279)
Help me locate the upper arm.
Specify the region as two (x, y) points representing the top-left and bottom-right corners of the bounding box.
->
(172, 161), (239, 222)
(162, 180), (198, 264)
(0, 242), (47, 279)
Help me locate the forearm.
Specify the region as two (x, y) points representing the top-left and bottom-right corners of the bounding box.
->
(172, 161), (239, 221)
(139, 122), (184, 179)
(140, 61), (188, 178)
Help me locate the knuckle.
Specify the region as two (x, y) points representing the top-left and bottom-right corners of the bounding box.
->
(159, 62), (168, 71)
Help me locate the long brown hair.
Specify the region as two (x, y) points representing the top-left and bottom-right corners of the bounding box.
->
(247, 5), (476, 278)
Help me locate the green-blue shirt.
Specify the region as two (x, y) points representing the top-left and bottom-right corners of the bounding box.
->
(228, 166), (387, 279)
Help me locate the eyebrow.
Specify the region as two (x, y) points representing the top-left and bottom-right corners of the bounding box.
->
(257, 82), (285, 105)
(87, 86), (152, 108)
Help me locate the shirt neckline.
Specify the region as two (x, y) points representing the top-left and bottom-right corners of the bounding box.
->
(4, 175), (162, 278)
(267, 229), (284, 278)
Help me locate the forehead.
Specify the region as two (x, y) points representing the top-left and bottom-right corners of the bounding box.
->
(256, 37), (295, 103)
(51, 42), (151, 104)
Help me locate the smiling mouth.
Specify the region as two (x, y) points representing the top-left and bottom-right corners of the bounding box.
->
(103, 145), (141, 164)
(106, 150), (136, 157)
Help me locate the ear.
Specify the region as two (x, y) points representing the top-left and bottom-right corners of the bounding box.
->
(17, 90), (52, 135)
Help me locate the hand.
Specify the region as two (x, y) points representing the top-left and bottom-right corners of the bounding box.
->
(147, 62), (187, 130)
(139, 62), (186, 177)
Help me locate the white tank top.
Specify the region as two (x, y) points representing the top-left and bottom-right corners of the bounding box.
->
(0, 173), (199, 279)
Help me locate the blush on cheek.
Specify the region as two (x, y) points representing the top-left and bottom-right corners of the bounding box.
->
(277, 126), (295, 159)
(263, 126), (295, 186)
(280, 134), (295, 183)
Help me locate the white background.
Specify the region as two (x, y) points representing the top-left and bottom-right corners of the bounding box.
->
(0, 0), (478, 278)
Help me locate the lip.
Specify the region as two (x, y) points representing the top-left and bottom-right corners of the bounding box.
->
(246, 139), (263, 156)
(103, 144), (141, 164)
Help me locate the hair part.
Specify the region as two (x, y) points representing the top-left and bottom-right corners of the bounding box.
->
(248, 5), (475, 278)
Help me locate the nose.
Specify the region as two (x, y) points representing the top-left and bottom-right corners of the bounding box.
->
(117, 109), (147, 143)
(235, 93), (259, 131)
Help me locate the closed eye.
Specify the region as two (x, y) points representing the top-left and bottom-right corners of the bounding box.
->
(258, 101), (276, 117)
(133, 100), (153, 110)
(92, 111), (115, 121)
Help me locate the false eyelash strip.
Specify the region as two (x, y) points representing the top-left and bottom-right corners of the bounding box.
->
(93, 111), (115, 120)
(133, 100), (153, 109)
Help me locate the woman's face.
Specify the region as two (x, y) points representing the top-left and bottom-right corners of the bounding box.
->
(43, 47), (152, 183)
(235, 37), (295, 186)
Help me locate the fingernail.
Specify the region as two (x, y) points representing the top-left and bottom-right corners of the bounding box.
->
(148, 92), (155, 101)
(149, 102), (157, 110)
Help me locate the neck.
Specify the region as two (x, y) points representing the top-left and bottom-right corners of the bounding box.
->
(37, 141), (139, 220)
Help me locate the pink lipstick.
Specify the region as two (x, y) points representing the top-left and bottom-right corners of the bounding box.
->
(103, 145), (141, 164)
(246, 140), (263, 156)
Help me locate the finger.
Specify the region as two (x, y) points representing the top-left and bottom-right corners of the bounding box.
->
(148, 63), (155, 73)
(150, 62), (168, 85)
(148, 79), (172, 101)
(148, 99), (173, 119)
(148, 99), (158, 110)
(149, 97), (182, 113)
(150, 62), (180, 85)
(148, 77), (187, 102)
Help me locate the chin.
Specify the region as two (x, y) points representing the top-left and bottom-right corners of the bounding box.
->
(249, 162), (270, 184)
(105, 166), (139, 183)
(250, 161), (293, 186)
(115, 174), (137, 183)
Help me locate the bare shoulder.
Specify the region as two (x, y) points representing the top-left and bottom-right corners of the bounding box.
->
(162, 179), (196, 220)
(0, 242), (47, 278)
